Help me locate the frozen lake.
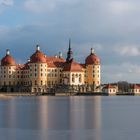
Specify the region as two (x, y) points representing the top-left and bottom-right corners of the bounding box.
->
(0, 96), (140, 140)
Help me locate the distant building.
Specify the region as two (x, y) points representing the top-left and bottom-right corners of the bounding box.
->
(129, 84), (140, 95)
(102, 84), (118, 95)
(0, 41), (101, 93)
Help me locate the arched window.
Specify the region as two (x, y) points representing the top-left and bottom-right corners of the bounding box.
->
(72, 77), (75, 83)
(35, 80), (37, 85)
(35, 73), (37, 77)
(79, 77), (81, 83)
(41, 81), (43, 85)
(72, 74), (75, 82)
(34, 88), (37, 92)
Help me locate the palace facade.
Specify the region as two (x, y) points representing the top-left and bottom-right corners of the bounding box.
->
(0, 41), (101, 93)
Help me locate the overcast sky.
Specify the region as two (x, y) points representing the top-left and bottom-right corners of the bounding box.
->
(1, 0), (140, 83)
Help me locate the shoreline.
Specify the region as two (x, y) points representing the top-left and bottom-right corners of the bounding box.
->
(0, 92), (138, 97)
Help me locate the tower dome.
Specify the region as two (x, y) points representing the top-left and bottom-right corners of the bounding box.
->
(85, 48), (100, 65)
(1, 49), (16, 66)
(30, 45), (46, 63)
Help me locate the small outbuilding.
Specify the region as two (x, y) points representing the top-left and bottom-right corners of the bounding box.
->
(102, 84), (118, 95)
(129, 84), (140, 95)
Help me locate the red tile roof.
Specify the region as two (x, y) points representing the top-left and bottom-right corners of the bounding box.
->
(63, 59), (83, 72)
(46, 57), (66, 68)
(103, 84), (117, 89)
(80, 64), (86, 69)
(15, 64), (25, 70)
(130, 84), (140, 89)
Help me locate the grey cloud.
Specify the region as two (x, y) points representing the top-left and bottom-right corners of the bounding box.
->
(0, 0), (14, 6)
(114, 45), (140, 57)
(1, 0), (140, 82)
(0, 0), (14, 13)
(102, 62), (140, 83)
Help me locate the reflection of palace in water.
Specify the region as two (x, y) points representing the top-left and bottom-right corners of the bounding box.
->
(0, 40), (101, 93)
(1, 97), (102, 140)
(69, 97), (101, 129)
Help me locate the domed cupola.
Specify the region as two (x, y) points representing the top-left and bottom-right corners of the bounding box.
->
(85, 48), (100, 65)
(1, 49), (16, 66)
(30, 45), (46, 63)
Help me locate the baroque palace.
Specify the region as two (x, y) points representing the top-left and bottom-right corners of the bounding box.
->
(0, 41), (101, 93)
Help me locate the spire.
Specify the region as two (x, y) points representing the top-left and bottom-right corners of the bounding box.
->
(69, 39), (71, 50)
(91, 48), (94, 55)
(36, 44), (40, 51)
(59, 52), (63, 58)
(6, 49), (10, 55)
(27, 59), (30, 62)
(66, 39), (73, 62)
